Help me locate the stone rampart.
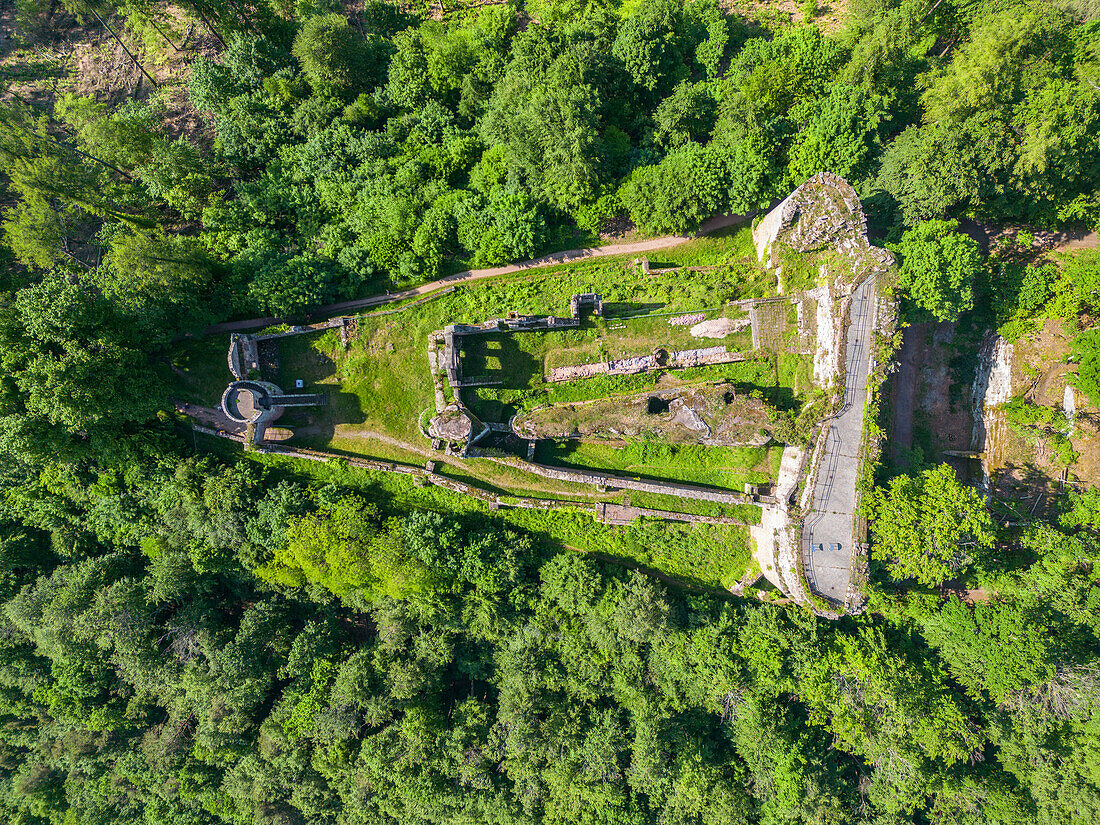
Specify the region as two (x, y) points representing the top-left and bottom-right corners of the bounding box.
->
(228, 334), (260, 380)
(751, 172), (895, 281)
(545, 348), (755, 383)
(486, 457), (751, 506)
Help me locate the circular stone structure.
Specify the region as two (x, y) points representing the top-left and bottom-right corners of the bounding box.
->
(221, 380), (284, 425)
(428, 405), (474, 441)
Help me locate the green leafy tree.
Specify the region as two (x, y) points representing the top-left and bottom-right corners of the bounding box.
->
(870, 463), (996, 586)
(895, 219), (983, 322)
(652, 81), (717, 149)
(612, 0), (690, 97)
(787, 82), (884, 185)
(480, 36), (616, 210)
(916, 598), (1055, 702)
(293, 13), (391, 93)
(619, 142), (727, 234)
(1071, 328), (1100, 406)
(258, 495), (433, 604)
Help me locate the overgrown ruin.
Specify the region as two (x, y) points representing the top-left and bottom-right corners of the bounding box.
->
(750, 172), (897, 615)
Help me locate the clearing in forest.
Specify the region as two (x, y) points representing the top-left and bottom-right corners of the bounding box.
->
(172, 225), (828, 590)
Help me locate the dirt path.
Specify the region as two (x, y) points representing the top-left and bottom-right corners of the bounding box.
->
(202, 211), (754, 335)
(1049, 228), (1098, 252)
(959, 219), (1098, 257)
(174, 401), (244, 435)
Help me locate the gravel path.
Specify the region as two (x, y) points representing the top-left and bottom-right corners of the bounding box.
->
(202, 212), (753, 335)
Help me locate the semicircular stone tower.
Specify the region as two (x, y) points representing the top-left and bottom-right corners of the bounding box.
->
(221, 379), (327, 444)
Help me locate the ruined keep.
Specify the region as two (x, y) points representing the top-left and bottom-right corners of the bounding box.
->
(439, 294), (604, 392)
(752, 172), (894, 282)
(221, 380), (328, 445)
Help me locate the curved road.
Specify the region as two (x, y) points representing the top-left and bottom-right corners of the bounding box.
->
(802, 276), (876, 603)
(203, 212), (753, 335)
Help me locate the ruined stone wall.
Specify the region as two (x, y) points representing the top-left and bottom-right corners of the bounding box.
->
(752, 191), (799, 262)
(545, 347), (755, 383)
(486, 456), (752, 506)
(194, 433), (752, 528)
(751, 172), (895, 281)
(228, 334), (260, 380)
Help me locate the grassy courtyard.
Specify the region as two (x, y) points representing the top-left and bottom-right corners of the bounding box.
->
(535, 440), (784, 491)
(171, 230), (818, 589)
(174, 237), (817, 470)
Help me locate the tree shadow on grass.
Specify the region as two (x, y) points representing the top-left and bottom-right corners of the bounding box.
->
(458, 334), (539, 389)
(603, 301), (666, 317)
(277, 347), (338, 389)
(279, 390), (364, 447)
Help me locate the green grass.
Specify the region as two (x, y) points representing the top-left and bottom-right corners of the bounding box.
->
(244, 257), (802, 444)
(176, 244), (815, 514)
(236, 438), (753, 590)
(467, 354), (805, 422)
(169, 338), (233, 405)
(535, 439), (780, 491)
(645, 224), (759, 267)
(457, 307), (753, 379)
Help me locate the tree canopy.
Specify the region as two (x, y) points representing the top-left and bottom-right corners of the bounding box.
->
(1, 2), (1100, 824)
(895, 219), (983, 322)
(870, 463), (996, 586)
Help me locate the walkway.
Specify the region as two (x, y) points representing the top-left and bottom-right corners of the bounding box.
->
(202, 212), (752, 336)
(802, 277), (876, 603)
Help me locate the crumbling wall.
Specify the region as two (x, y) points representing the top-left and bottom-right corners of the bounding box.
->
(753, 191), (800, 262)
(752, 172), (895, 282)
(545, 347), (756, 383)
(194, 434), (752, 533)
(228, 334), (260, 380)
(486, 456), (754, 506)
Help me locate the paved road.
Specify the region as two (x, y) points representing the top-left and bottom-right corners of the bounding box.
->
(802, 276), (876, 603)
(201, 212), (753, 336)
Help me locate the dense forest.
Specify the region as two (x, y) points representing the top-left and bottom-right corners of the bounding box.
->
(1, 0), (1100, 823)
(3, 0), (1100, 444)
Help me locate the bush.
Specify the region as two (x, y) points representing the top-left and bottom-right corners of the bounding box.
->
(619, 143), (727, 235)
(1072, 328), (1100, 407)
(573, 193), (623, 236)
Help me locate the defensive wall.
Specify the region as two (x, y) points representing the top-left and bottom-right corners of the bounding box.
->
(750, 172), (896, 617)
(190, 427), (754, 529)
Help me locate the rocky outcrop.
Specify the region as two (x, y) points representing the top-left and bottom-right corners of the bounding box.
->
(752, 172), (895, 284)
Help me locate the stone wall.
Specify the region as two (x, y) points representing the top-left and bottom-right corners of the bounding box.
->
(751, 172), (895, 283)
(486, 456), (753, 506)
(752, 191), (799, 263)
(545, 347), (756, 383)
(228, 334), (260, 380)
(195, 432), (753, 528)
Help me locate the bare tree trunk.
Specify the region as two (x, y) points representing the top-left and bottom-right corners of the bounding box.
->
(87, 7), (160, 88)
(190, 1), (227, 49)
(146, 16), (179, 52)
(1, 107), (136, 180)
(919, 0), (948, 25)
